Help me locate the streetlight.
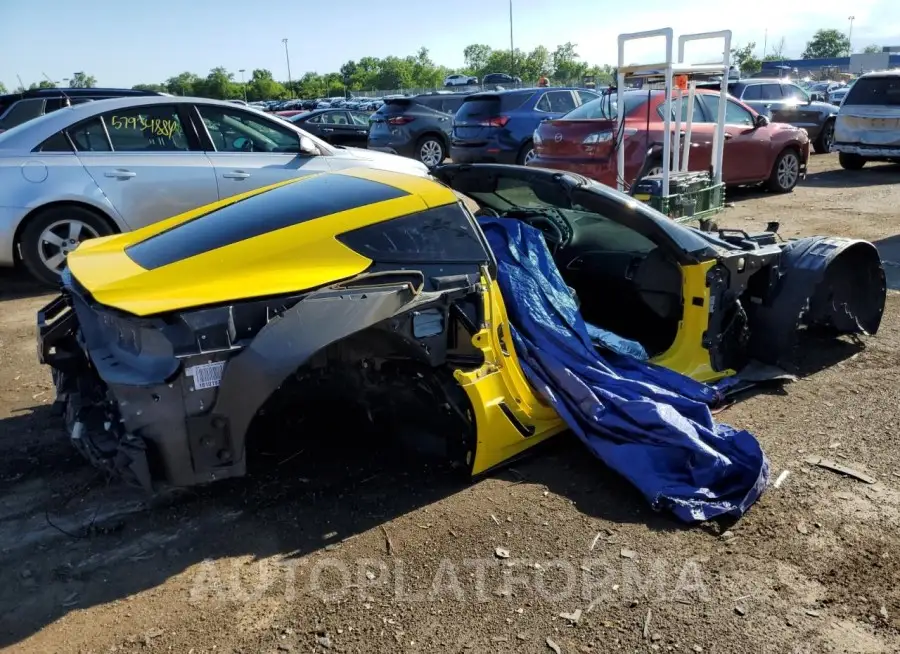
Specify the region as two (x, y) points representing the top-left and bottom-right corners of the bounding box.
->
(508, 0), (515, 79)
(282, 38), (294, 98)
(239, 68), (247, 101)
(848, 16), (855, 56)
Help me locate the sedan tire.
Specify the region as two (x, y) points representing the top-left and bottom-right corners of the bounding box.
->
(20, 206), (113, 286)
(766, 148), (801, 193)
(416, 136), (446, 168)
(813, 119), (834, 154)
(838, 152), (867, 170)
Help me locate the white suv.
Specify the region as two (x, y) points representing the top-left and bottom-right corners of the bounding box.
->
(833, 70), (900, 170)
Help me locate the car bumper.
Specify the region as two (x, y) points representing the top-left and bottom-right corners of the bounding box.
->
(0, 205), (28, 266)
(367, 140), (416, 159)
(833, 143), (900, 157)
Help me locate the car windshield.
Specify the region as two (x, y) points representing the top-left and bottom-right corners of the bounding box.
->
(844, 76), (900, 106)
(562, 93), (646, 119)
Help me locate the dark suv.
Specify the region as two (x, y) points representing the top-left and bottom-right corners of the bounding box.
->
(451, 87), (600, 165)
(367, 93), (470, 167)
(699, 79), (838, 153)
(0, 87), (167, 133)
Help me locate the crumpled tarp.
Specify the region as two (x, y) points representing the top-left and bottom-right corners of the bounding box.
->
(479, 216), (769, 522)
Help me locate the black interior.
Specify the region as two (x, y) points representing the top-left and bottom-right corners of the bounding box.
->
(475, 205), (683, 356)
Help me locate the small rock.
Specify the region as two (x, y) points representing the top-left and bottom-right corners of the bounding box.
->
(720, 530), (734, 540)
(797, 523), (809, 535)
(620, 549), (636, 559)
(651, 633), (662, 642)
(491, 636), (509, 642)
(629, 599), (640, 608)
(805, 610), (821, 618)
(365, 571), (376, 580)
(692, 646), (703, 653)
(734, 606), (746, 616)
(880, 605), (889, 620)
(517, 633), (527, 641)
(560, 609), (582, 625)
(316, 634), (331, 649)
(495, 547), (510, 559)
(145, 628), (163, 639)
(547, 637), (562, 653)
(277, 645), (292, 652)
(868, 614), (877, 623)
(515, 608), (525, 614)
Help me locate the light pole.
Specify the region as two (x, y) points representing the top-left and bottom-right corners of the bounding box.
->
(239, 68), (247, 101)
(508, 0), (515, 79)
(848, 16), (855, 55)
(282, 38), (294, 98)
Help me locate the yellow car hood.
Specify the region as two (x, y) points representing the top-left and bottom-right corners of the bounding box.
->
(67, 168), (457, 316)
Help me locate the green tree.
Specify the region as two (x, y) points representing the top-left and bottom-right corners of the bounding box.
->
(521, 45), (552, 82)
(165, 72), (201, 96)
(201, 67), (239, 99)
(132, 83), (166, 92)
(802, 29), (850, 59)
(463, 44), (493, 75)
(70, 72), (96, 88)
(0, 81), (6, 94)
(246, 69), (286, 101)
(551, 42), (586, 83)
(730, 42), (761, 75)
(296, 72), (326, 98)
(862, 44), (882, 54)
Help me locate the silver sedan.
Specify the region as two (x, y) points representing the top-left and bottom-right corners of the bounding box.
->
(0, 96), (427, 284)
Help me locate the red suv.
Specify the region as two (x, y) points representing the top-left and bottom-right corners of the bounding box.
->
(530, 89), (810, 193)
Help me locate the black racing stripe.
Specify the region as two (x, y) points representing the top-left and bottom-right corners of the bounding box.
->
(126, 174), (410, 270)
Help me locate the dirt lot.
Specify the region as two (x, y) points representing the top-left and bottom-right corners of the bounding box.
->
(0, 153), (898, 654)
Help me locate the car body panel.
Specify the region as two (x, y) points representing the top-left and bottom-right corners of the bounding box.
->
(203, 151), (332, 198)
(66, 168), (453, 315)
(290, 109), (371, 146)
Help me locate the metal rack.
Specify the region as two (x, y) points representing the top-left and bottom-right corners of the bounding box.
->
(616, 28), (732, 200)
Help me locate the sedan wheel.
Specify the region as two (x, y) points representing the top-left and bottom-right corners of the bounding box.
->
(767, 149), (800, 193)
(39, 220), (100, 273)
(418, 138), (444, 168)
(522, 148), (537, 166)
(814, 120), (835, 154)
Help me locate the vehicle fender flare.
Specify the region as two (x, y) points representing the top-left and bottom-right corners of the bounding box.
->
(211, 281), (419, 464)
(745, 236), (886, 364)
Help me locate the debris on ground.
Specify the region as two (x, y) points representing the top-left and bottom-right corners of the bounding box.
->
(546, 636), (562, 653)
(804, 456), (876, 484)
(495, 547), (510, 559)
(559, 609), (582, 625)
(620, 548), (636, 559)
(643, 608), (652, 639)
(773, 470), (791, 488)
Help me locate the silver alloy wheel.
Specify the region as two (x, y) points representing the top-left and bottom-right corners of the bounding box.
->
(777, 153), (800, 189)
(419, 140), (443, 167)
(523, 148), (537, 165)
(645, 165), (664, 177)
(38, 219), (100, 273)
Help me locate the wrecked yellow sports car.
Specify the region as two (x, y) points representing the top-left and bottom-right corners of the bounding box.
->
(37, 164), (886, 490)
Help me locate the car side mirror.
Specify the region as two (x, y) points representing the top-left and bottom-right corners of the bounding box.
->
(299, 135), (318, 155)
(754, 114), (770, 128)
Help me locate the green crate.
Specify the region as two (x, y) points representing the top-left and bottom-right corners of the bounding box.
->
(640, 181), (726, 224)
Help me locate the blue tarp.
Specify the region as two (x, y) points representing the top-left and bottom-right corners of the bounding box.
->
(479, 216), (769, 523)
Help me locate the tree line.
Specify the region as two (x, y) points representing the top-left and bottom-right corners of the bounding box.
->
(1, 32), (885, 100)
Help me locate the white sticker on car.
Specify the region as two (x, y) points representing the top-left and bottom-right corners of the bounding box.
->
(186, 361), (226, 390)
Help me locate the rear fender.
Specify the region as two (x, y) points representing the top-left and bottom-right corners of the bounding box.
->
(746, 236), (886, 364)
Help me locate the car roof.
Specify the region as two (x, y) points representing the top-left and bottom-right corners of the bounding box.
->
(858, 69), (900, 78)
(0, 96), (282, 150)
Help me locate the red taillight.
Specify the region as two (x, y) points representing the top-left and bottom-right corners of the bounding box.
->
(387, 116), (415, 126)
(482, 116), (509, 128)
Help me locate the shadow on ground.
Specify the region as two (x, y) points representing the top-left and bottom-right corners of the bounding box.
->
(803, 161), (900, 188)
(0, 332), (867, 648)
(0, 268), (51, 302)
(874, 234), (900, 291)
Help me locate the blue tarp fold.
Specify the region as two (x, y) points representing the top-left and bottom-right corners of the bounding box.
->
(479, 217), (769, 522)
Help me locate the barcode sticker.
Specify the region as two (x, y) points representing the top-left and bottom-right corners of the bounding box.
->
(186, 361), (226, 390)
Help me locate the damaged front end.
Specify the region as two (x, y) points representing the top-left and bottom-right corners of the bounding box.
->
(38, 269), (489, 490)
(705, 229), (887, 370)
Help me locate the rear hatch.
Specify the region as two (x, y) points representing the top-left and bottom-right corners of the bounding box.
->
(369, 98), (415, 141)
(836, 76), (900, 147)
(452, 91), (532, 145)
(534, 93), (646, 160)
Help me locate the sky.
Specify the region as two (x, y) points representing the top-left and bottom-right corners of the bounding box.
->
(2, 0), (898, 91)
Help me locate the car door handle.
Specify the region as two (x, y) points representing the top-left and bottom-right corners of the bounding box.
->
(104, 170), (136, 179)
(321, 128), (334, 133)
(724, 133), (734, 140)
(222, 171), (251, 179)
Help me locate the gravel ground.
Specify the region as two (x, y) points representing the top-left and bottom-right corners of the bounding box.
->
(0, 153), (898, 654)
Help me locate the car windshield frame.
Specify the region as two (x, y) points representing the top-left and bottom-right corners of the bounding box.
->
(561, 92), (648, 120)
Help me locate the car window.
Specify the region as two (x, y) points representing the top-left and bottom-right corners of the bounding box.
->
(441, 96), (465, 114)
(416, 96), (443, 111)
(0, 98), (45, 129)
(101, 105), (188, 151)
(321, 111), (350, 125)
(68, 117), (112, 152)
(758, 84), (784, 101)
(700, 95), (755, 126)
(38, 130), (74, 152)
(198, 105), (300, 153)
(782, 85), (809, 102)
(740, 85), (762, 101)
(44, 98), (66, 114)
(576, 90), (600, 105)
(535, 90), (576, 113)
(844, 76), (900, 106)
(657, 95), (706, 121)
(304, 113), (322, 124)
(350, 112), (370, 126)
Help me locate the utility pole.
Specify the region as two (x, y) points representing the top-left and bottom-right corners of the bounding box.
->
(847, 16), (855, 55)
(282, 38), (294, 98)
(763, 29), (768, 58)
(239, 69), (247, 101)
(509, 0), (514, 78)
